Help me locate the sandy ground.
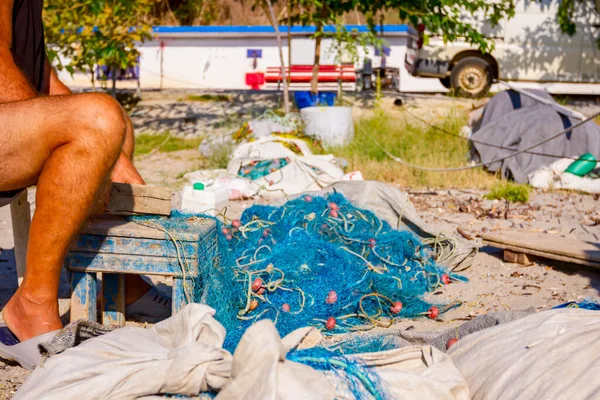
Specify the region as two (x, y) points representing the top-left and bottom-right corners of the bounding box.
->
(1, 92), (599, 398)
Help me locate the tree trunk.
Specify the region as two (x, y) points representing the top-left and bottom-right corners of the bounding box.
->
(310, 26), (322, 95)
(91, 65), (96, 91)
(287, 1), (292, 88)
(111, 66), (117, 97)
(310, 3), (328, 95)
(264, 0), (290, 113)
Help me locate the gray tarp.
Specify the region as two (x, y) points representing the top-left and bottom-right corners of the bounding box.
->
(471, 90), (600, 183)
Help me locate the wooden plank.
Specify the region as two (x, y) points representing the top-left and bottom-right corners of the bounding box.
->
(107, 183), (173, 216)
(72, 234), (199, 259)
(172, 277), (190, 315)
(9, 190), (30, 286)
(80, 216), (214, 242)
(483, 230), (600, 264)
(483, 230), (600, 268)
(66, 252), (206, 277)
(70, 272), (97, 323)
(102, 273), (125, 326)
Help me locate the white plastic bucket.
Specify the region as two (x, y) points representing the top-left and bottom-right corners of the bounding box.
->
(301, 106), (354, 147)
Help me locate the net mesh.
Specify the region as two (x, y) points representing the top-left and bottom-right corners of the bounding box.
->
(132, 193), (464, 352)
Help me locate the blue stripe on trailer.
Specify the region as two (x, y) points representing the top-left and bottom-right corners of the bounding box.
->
(153, 24), (413, 35)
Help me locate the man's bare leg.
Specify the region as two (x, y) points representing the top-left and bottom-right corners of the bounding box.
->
(0, 93), (126, 341)
(111, 114), (144, 185)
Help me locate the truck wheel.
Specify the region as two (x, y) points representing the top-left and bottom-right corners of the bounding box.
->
(439, 77), (451, 89)
(450, 57), (492, 97)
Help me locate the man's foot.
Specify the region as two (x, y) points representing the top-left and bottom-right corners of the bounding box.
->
(124, 275), (172, 318)
(111, 153), (145, 185)
(1, 291), (62, 342)
(125, 286), (172, 318)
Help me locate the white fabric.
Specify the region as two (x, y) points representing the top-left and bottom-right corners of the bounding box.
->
(450, 308), (600, 400)
(15, 305), (232, 400)
(216, 321), (332, 400)
(528, 158), (600, 193)
(217, 320), (470, 400)
(188, 136), (362, 200)
(227, 136), (348, 197)
(16, 305), (470, 399)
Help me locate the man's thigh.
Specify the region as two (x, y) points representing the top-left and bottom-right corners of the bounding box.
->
(0, 93), (116, 191)
(0, 96), (78, 191)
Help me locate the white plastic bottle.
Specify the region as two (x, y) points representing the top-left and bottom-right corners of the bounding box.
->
(181, 182), (229, 216)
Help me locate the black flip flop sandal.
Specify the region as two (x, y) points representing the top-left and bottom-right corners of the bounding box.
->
(0, 322), (59, 370)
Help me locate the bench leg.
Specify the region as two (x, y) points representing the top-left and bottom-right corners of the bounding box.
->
(504, 249), (531, 265)
(71, 272), (97, 323)
(172, 277), (192, 315)
(102, 273), (125, 327)
(9, 190), (31, 287)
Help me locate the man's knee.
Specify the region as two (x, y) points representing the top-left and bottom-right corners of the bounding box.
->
(73, 93), (127, 155)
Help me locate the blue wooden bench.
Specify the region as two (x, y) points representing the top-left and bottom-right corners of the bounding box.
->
(65, 216), (217, 326)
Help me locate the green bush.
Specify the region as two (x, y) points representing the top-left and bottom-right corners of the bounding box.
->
(485, 182), (530, 203)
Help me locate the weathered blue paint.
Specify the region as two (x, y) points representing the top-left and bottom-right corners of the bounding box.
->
(67, 216), (218, 323)
(70, 272), (97, 323)
(73, 235), (199, 259)
(172, 277), (189, 314)
(103, 273), (125, 326)
(66, 251), (212, 277)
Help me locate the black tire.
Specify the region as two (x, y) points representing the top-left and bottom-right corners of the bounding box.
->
(439, 77), (451, 89)
(450, 57), (492, 97)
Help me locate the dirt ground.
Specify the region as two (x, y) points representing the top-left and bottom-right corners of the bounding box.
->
(1, 92), (599, 398)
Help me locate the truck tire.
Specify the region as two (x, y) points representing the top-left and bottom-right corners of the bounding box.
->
(450, 57), (492, 97)
(439, 77), (451, 89)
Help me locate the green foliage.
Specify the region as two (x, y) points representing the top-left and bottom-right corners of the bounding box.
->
(134, 133), (203, 156)
(164, 0), (220, 25)
(485, 182), (530, 203)
(332, 108), (498, 188)
(552, 0), (600, 49)
(181, 94), (232, 102)
(44, 0), (157, 86)
(285, 0), (515, 52)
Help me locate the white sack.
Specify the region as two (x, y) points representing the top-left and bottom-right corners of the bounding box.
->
(15, 304), (232, 400)
(528, 158), (600, 193)
(227, 136), (354, 197)
(449, 308), (600, 400)
(217, 320), (469, 400)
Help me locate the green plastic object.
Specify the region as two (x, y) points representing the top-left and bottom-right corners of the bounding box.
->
(565, 153), (597, 177)
(193, 182), (205, 191)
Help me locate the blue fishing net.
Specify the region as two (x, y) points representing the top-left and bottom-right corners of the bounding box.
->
(553, 298), (600, 310)
(287, 347), (389, 399)
(237, 158), (290, 180)
(132, 193), (463, 352)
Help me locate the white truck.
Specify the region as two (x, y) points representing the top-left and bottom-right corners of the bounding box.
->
(406, 0), (600, 96)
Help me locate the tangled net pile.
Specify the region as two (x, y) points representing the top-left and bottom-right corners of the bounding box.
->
(133, 193), (463, 352)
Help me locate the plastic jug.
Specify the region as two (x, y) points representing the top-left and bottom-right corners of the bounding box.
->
(181, 182), (229, 216)
(565, 153), (597, 177)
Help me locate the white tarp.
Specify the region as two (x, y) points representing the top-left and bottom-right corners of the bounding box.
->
(217, 320), (469, 400)
(528, 158), (600, 193)
(16, 304), (469, 399)
(15, 305), (232, 399)
(450, 308), (600, 400)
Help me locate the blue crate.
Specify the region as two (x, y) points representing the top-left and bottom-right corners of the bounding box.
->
(294, 91), (337, 109)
